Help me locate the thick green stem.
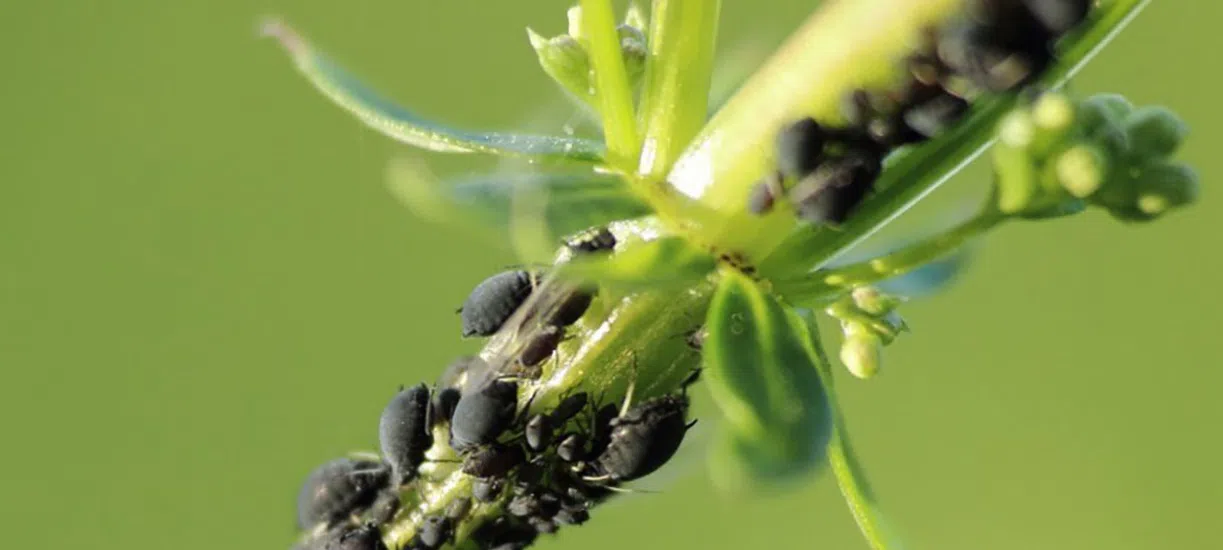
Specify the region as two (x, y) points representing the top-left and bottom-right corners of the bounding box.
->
(581, 0), (640, 168)
(637, 0), (721, 180)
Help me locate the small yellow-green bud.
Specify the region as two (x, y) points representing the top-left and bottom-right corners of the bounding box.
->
(993, 140), (1039, 215)
(998, 110), (1036, 149)
(1055, 144), (1107, 198)
(527, 28), (593, 101)
(840, 332), (883, 379)
(850, 286), (903, 317)
(1033, 93), (1075, 132)
(1123, 106), (1188, 160)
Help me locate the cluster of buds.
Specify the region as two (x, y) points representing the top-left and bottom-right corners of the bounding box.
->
(993, 92), (1197, 221)
(826, 287), (908, 379)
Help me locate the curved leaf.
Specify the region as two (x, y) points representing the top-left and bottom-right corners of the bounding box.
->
(386, 159), (650, 255)
(263, 19), (606, 163)
(555, 236), (716, 291)
(703, 270), (832, 484)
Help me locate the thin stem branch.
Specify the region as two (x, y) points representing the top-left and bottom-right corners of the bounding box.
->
(637, 0), (722, 180)
(581, 0), (640, 168)
(776, 211), (1002, 303)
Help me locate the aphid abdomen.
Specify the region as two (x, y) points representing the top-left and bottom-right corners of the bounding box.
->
(378, 383), (433, 484)
(448, 379), (519, 453)
(296, 458), (390, 530)
(460, 270), (535, 338)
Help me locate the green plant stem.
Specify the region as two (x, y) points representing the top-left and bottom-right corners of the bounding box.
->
(778, 211), (1003, 303)
(383, 221), (709, 548)
(581, 0), (640, 168)
(637, 0), (721, 180)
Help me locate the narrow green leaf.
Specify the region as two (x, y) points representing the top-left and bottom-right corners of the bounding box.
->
(703, 270), (833, 484)
(262, 19), (605, 163)
(386, 159), (650, 256)
(637, 0), (721, 179)
(579, 0), (639, 166)
(555, 236), (715, 291)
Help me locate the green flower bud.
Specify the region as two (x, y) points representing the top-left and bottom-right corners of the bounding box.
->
(1077, 93), (1133, 136)
(1029, 93), (1076, 157)
(850, 286), (903, 317)
(1123, 106), (1188, 161)
(840, 330), (883, 379)
(527, 29), (593, 101)
(993, 138), (1039, 215)
(1087, 121), (1131, 162)
(1054, 144), (1108, 198)
(617, 23), (647, 86)
(1134, 161), (1199, 214)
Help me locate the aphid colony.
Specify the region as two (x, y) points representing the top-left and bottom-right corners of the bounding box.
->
(290, 1), (1095, 547)
(750, 0), (1092, 225)
(293, 228), (699, 550)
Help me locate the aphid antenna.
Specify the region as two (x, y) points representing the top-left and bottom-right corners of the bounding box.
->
(618, 355), (641, 418)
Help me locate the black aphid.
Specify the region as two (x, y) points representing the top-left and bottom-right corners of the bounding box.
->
(296, 458), (390, 530)
(551, 392), (589, 425)
(446, 497), (473, 521)
(556, 433), (587, 462)
(565, 226), (617, 254)
(507, 492), (541, 517)
(587, 403), (620, 461)
(472, 477), (505, 503)
(593, 390), (696, 482)
(937, 11), (1052, 93)
(1024, 0), (1090, 35)
(545, 289), (595, 328)
(318, 524), (387, 550)
(775, 117), (827, 180)
(449, 378), (519, 453)
(378, 383), (433, 485)
(518, 325), (563, 368)
(525, 414), (553, 453)
(528, 516), (559, 535)
(472, 518), (538, 550)
(553, 508), (590, 526)
(432, 356), (484, 428)
(789, 151), (883, 225)
(903, 92), (971, 139)
(415, 516), (454, 549)
(460, 270), (536, 338)
(747, 173), (783, 215)
(366, 490), (401, 525)
(462, 444), (526, 479)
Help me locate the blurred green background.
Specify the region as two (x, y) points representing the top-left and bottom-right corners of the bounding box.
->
(2, 1), (1219, 549)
